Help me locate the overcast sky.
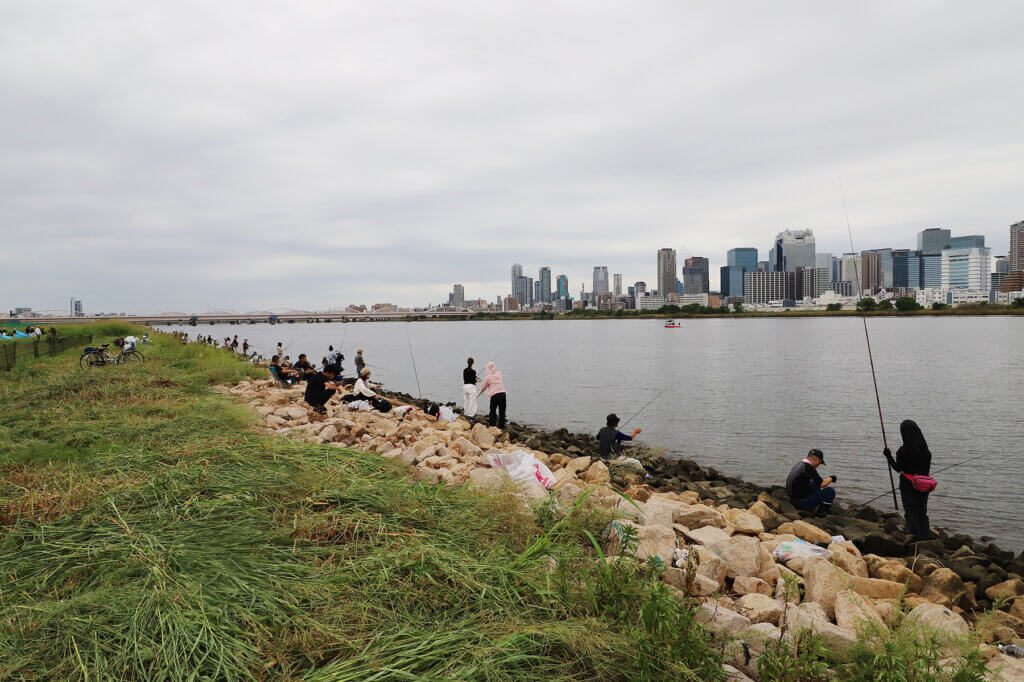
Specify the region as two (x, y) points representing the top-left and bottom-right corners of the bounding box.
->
(2, 3), (1021, 313)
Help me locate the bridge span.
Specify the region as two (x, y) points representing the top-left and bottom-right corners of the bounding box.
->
(2, 311), (483, 326)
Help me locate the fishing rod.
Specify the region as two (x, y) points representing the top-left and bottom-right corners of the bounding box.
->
(405, 323), (423, 399)
(843, 184), (898, 511)
(620, 382), (674, 428)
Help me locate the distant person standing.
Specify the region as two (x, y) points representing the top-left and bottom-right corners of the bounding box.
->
(596, 414), (641, 458)
(242, 339), (249, 355)
(884, 420), (936, 544)
(477, 361), (507, 429)
(276, 341), (284, 357)
(462, 358), (479, 417)
(354, 349), (366, 376)
(786, 449), (837, 515)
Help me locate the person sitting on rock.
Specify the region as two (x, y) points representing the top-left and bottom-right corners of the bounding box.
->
(786, 449), (837, 515)
(304, 366), (340, 415)
(292, 353), (314, 374)
(596, 413), (641, 458)
(270, 355), (300, 385)
(343, 368), (379, 403)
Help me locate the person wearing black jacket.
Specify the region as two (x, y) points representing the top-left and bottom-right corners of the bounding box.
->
(304, 366), (339, 414)
(786, 449), (837, 514)
(462, 358), (479, 417)
(884, 419), (933, 543)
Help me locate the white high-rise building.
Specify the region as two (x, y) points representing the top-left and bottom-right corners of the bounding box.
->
(942, 247), (991, 290)
(510, 264), (523, 297)
(613, 273), (622, 297)
(592, 266), (609, 294)
(451, 284), (465, 308)
(770, 229), (816, 272)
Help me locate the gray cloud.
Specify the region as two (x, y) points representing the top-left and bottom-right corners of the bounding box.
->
(1, 2), (1021, 313)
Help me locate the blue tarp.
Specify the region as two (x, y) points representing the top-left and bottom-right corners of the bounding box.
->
(0, 335), (13, 340)
(13, 330), (31, 337)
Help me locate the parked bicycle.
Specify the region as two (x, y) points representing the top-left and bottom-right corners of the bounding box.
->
(79, 343), (145, 368)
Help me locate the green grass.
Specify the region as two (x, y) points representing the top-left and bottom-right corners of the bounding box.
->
(0, 325), (724, 680)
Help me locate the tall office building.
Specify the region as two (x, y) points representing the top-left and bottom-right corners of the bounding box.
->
(942, 247), (991, 290)
(514, 275), (533, 307)
(538, 267), (552, 303)
(657, 249), (677, 299)
(920, 255), (943, 288)
(682, 257), (709, 294)
(860, 249), (892, 292)
(613, 273), (622, 297)
(534, 280), (542, 304)
(918, 228), (952, 254)
(510, 264), (523, 297)
(891, 250), (921, 289)
(839, 253), (863, 291)
(556, 274), (568, 299)
(743, 271), (793, 304)
(949, 235), (985, 250)
(1011, 221), (1024, 272)
(592, 266), (609, 294)
(769, 229), (816, 272)
(634, 281), (646, 296)
(720, 247), (758, 299)
(452, 284), (465, 308)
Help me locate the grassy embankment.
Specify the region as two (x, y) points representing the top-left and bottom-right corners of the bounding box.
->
(0, 324), (997, 680)
(0, 323), (724, 680)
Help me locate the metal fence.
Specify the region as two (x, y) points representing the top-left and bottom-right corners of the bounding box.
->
(0, 334), (93, 371)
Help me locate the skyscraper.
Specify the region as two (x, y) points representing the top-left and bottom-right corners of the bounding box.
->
(917, 228), (951, 254)
(538, 267), (552, 303)
(556, 274), (568, 299)
(613, 273), (622, 297)
(942, 247), (991, 290)
(891, 250), (922, 289)
(729, 248), (758, 271)
(1010, 221), (1024, 272)
(514, 275), (533, 307)
(510, 264), (523, 297)
(592, 266), (609, 294)
(452, 284), (465, 308)
(769, 229), (816, 272)
(721, 247), (758, 299)
(948, 235), (985, 250)
(657, 248), (677, 297)
(534, 280), (542, 304)
(682, 257), (709, 294)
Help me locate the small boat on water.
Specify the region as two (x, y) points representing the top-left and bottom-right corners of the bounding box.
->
(664, 320), (681, 328)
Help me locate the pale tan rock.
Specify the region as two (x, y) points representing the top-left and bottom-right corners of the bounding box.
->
(792, 520), (833, 544)
(834, 590), (886, 632)
(851, 575), (906, 600)
(775, 521), (796, 536)
(829, 541), (868, 578)
(319, 425), (339, 442)
(903, 602), (969, 642)
(1010, 597), (1024, 621)
(266, 414), (286, 427)
(986, 579), (1024, 602)
(803, 556), (852, 620)
(868, 557), (923, 593)
(662, 567), (718, 596)
(719, 535), (763, 579)
(565, 456), (591, 475)
(673, 504), (727, 529)
(730, 512), (765, 536)
(689, 546), (728, 587)
(683, 525), (732, 547)
(921, 568), (968, 609)
(605, 521), (676, 565)
(735, 593), (784, 624)
(783, 603), (857, 649)
(637, 499), (675, 527)
(696, 602), (752, 636)
(734, 576), (773, 597)
(581, 460), (609, 484)
(453, 436), (482, 457)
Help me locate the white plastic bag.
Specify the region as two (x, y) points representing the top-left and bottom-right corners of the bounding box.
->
(772, 538), (833, 563)
(347, 400), (371, 411)
(436, 405), (456, 422)
(485, 449), (556, 489)
(392, 405), (415, 416)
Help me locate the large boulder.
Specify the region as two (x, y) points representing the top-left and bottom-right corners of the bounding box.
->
(867, 556), (923, 593)
(565, 456), (592, 475)
(748, 501), (785, 531)
(683, 525), (732, 547)
(792, 520), (833, 545)
(834, 590), (886, 632)
(850, 575), (906, 600)
(921, 568), (969, 609)
(696, 602), (752, 636)
(735, 593), (784, 625)
(661, 568), (720, 597)
(582, 460), (610, 484)
(719, 535), (762, 579)
(453, 436), (482, 457)
(674, 504), (727, 529)
(902, 602), (969, 642)
(803, 556), (851, 620)
(783, 603), (857, 649)
(637, 499), (675, 528)
(605, 521), (676, 565)
(285, 406), (307, 420)
(688, 545), (728, 587)
(829, 541), (868, 578)
(730, 512), (765, 536)
(471, 423), (495, 448)
(734, 576), (773, 597)
(1010, 597), (1024, 621)
(986, 579), (1024, 602)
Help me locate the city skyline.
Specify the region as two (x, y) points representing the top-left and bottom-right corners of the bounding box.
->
(3, 5), (1023, 312)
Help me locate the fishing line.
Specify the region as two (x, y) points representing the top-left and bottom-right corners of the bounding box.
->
(405, 323), (423, 399)
(843, 182), (898, 511)
(621, 382), (674, 428)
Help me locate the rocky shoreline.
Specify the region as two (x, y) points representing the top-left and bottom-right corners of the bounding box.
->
(223, 379), (1024, 679)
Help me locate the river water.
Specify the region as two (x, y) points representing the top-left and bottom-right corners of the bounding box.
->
(156, 318), (1024, 552)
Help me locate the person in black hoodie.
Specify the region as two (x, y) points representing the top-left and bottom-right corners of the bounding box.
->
(884, 420), (933, 543)
(305, 366), (340, 414)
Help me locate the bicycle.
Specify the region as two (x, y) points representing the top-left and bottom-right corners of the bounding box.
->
(79, 343), (145, 368)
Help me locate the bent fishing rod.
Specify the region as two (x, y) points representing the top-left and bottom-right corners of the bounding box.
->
(405, 323), (423, 399)
(621, 382), (674, 428)
(843, 185), (898, 511)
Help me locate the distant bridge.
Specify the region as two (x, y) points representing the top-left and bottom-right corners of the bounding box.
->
(2, 311), (481, 326)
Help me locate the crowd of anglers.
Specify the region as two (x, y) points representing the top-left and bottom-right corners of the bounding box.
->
(173, 331), (939, 549)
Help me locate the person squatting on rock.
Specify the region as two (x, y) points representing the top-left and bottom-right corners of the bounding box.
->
(477, 361), (506, 429)
(462, 357), (479, 417)
(786, 448), (837, 515)
(884, 419), (934, 544)
(304, 366), (340, 415)
(596, 413), (641, 458)
(343, 368), (378, 403)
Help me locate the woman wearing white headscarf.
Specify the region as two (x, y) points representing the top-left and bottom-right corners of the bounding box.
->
(477, 361), (506, 429)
